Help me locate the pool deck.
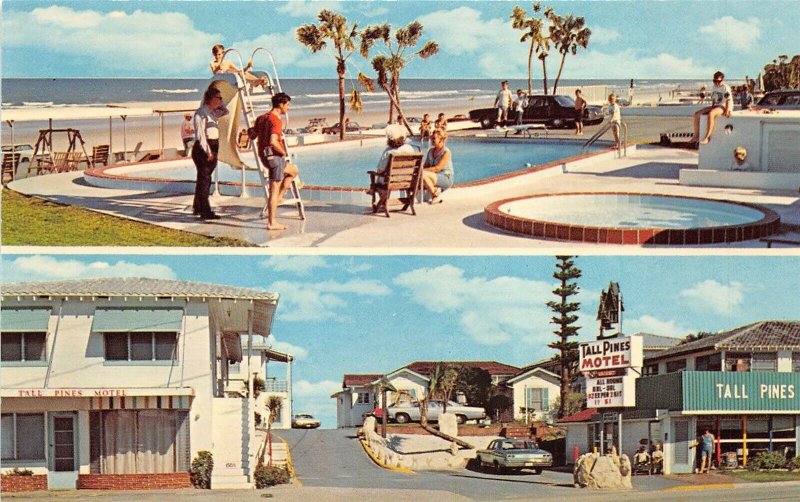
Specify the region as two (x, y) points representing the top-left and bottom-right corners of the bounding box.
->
(7, 144), (800, 249)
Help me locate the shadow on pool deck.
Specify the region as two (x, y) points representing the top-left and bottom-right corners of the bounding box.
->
(596, 162), (685, 180)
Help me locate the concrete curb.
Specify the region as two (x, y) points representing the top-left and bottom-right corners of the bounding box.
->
(273, 433), (302, 488)
(358, 435), (416, 474)
(662, 479), (800, 492)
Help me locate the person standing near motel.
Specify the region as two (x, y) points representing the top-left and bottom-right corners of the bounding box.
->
(253, 92), (299, 231)
(181, 113), (195, 156)
(698, 428), (715, 473)
(191, 86), (228, 220)
(574, 89), (587, 135)
(691, 71), (733, 145)
(494, 80), (513, 127)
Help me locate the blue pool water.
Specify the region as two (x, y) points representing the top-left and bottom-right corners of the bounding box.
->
(133, 138), (598, 188)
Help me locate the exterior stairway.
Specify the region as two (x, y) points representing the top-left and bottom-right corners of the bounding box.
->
(211, 397), (254, 489)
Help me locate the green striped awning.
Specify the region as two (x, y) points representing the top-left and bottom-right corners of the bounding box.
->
(93, 308), (183, 332)
(1, 308), (52, 332)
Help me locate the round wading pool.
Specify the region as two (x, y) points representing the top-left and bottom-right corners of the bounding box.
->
(484, 193), (781, 245)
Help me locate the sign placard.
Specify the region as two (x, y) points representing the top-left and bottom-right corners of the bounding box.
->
(586, 373), (637, 407)
(579, 336), (643, 371)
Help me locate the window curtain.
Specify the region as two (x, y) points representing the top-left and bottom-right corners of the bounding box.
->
(1, 415), (14, 458)
(136, 411), (176, 473)
(101, 411), (137, 474)
(98, 410), (181, 474)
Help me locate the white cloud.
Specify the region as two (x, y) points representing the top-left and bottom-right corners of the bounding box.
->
(2, 256), (176, 282)
(681, 280), (745, 316)
(346, 263), (373, 274)
(265, 335), (309, 359)
(625, 315), (692, 338)
(394, 265), (570, 347)
(590, 26), (620, 45)
(270, 278), (390, 322)
(568, 49), (715, 79)
(363, 6), (390, 18)
(259, 256), (328, 276)
(294, 379), (342, 398)
(700, 16), (761, 52)
(3, 6), (219, 74)
(276, 1), (341, 18)
(292, 379), (342, 424)
(234, 29), (329, 70)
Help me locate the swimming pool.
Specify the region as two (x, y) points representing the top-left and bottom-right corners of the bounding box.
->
(484, 193), (781, 245)
(87, 137), (603, 197)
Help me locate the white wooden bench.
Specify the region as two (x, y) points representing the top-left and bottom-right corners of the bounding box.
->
(503, 124), (548, 138)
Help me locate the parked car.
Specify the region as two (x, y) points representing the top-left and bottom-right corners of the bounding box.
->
(291, 414), (321, 429)
(469, 95), (603, 129)
(322, 121), (367, 134)
(387, 400), (486, 425)
(2, 144), (35, 163)
(476, 438), (553, 474)
(756, 89), (800, 110)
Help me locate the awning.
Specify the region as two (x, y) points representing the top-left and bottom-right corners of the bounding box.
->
(2, 106), (155, 122)
(93, 308), (183, 332)
(0, 308), (51, 332)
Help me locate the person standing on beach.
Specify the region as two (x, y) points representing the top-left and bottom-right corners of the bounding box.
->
(191, 86), (229, 220)
(514, 89), (528, 128)
(494, 80), (513, 127)
(574, 89), (587, 135)
(252, 92), (299, 231)
(419, 113), (433, 141)
(690, 71), (733, 145)
(434, 113), (448, 131)
(181, 113), (195, 156)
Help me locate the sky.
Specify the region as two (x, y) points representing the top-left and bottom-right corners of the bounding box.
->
(2, 1), (798, 79)
(2, 253), (799, 428)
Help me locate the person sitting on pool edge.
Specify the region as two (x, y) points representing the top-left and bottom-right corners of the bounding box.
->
(367, 124), (416, 194)
(691, 71), (733, 146)
(422, 129), (454, 204)
(210, 44), (269, 90)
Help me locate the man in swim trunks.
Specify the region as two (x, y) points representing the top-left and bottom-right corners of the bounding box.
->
(698, 428), (715, 473)
(691, 71), (733, 145)
(574, 89), (587, 135)
(494, 80), (513, 127)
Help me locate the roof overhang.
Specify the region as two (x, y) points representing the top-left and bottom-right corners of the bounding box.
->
(3, 106), (155, 123)
(374, 367), (429, 385)
(507, 367), (560, 385)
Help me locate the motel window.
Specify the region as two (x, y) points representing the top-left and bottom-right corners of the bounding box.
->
(793, 353), (800, 372)
(642, 363), (659, 376)
(525, 388), (549, 412)
(228, 360), (241, 377)
(751, 353), (777, 372)
(695, 353), (722, 371)
(1, 332), (46, 362)
(666, 359), (686, 373)
(725, 352), (751, 372)
(1, 413), (46, 461)
(773, 416), (797, 440)
(357, 392), (370, 405)
(104, 332), (177, 362)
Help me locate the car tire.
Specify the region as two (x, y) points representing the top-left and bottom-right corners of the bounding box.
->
(533, 467), (543, 475)
(548, 118), (564, 128)
(494, 461), (505, 474)
(395, 413), (411, 424)
(456, 414), (467, 425)
(480, 117), (494, 129)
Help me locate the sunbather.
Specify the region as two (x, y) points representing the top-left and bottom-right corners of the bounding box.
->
(210, 44), (268, 90)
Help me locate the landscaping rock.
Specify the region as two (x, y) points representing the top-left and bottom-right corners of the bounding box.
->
(573, 452), (632, 490)
(439, 412), (458, 438)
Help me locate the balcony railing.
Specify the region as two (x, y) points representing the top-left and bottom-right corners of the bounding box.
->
(263, 380), (288, 393)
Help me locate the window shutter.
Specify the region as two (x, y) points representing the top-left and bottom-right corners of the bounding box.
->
(542, 388), (549, 411)
(89, 412), (102, 473)
(526, 388), (534, 410)
(175, 411), (191, 471)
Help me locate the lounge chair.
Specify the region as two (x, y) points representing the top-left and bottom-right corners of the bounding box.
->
(2, 152), (21, 184)
(503, 123), (548, 138)
(367, 152), (424, 217)
(90, 144), (110, 167)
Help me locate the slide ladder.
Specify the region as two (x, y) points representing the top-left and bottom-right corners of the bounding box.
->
(582, 121), (628, 158)
(215, 48), (305, 221)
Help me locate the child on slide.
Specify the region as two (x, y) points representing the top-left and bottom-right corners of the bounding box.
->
(210, 44), (268, 90)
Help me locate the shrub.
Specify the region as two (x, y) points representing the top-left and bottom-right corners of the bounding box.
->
(747, 451), (786, 471)
(4, 468), (34, 476)
(190, 450), (213, 489)
(786, 456), (800, 472)
(254, 463), (290, 488)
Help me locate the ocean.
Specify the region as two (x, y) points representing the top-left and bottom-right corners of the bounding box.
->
(1, 78), (707, 111)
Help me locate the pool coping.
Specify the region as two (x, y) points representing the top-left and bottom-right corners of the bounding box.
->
(82, 137), (618, 201)
(483, 192), (782, 245)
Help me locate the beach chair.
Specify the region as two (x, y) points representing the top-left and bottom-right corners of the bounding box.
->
(90, 144), (110, 167)
(367, 152), (424, 217)
(36, 151), (68, 175)
(2, 152), (21, 184)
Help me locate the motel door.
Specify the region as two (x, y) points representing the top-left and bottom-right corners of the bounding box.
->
(671, 418), (693, 473)
(48, 412), (78, 490)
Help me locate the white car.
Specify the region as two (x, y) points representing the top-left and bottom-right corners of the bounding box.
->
(388, 400), (486, 425)
(2, 144), (35, 163)
(291, 414), (320, 429)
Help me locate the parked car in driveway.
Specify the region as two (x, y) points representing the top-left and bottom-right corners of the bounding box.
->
(757, 89), (800, 110)
(291, 413), (321, 429)
(322, 121), (368, 134)
(469, 95), (603, 129)
(2, 144), (35, 163)
(387, 400), (486, 425)
(476, 438), (553, 474)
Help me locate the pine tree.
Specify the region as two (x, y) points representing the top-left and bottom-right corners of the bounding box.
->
(546, 255), (582, 418)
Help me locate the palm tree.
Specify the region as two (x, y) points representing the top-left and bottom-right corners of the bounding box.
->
(359, 21), (439, 134)
(265, 396), (282, 466)
(297, 10), (360, 141)
(550, 13), (591, 94)
(510, 4), (545, 95)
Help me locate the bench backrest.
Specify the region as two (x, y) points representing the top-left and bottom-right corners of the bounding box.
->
(92, 144), (110, 165)
(385, 153), (424, 191)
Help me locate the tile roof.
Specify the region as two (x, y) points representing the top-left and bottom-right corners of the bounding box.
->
(2, 278), (278, 301)
(558, 408), (598, 423)
(635, 333), (682, 349)
(343, 374), (382, 388)
(645, 321), (800, 361)
(404, 361), (520, 377)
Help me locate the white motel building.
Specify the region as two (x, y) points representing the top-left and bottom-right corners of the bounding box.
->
(1, 278), (292, 491)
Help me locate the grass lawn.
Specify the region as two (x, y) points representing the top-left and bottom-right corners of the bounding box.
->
(1, 188), (253, 247)
(722, 470), (800, 482)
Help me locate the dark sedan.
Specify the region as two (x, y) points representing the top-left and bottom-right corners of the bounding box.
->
(757, 89), (800, 110)
(322, 121), (368, 134)
(469, 95), (603, 129)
